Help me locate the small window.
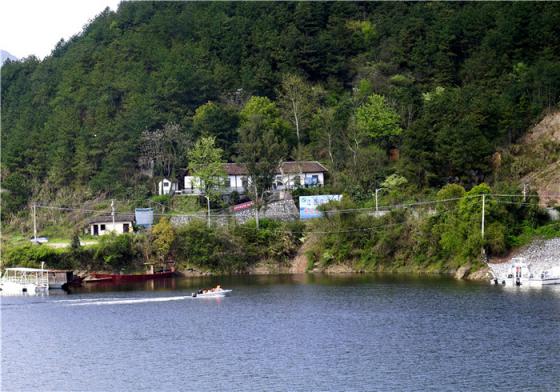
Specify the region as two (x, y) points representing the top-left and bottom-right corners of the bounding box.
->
(100, 224), (106, 230)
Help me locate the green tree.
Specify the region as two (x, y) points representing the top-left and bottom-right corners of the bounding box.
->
(355, 94), (402, 147)
(192, 102), (239, 159)
(277, 73), (319, 151)
(151, 217), (176, 263)
(237, 111), (286, 229)
(239, 96), (291, 147)
(187, 136), (226, 225)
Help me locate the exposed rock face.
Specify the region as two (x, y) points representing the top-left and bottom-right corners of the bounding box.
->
(454, 265), (471, 280)
(518, 111), (560, 207)
(468, 268), (492, 281)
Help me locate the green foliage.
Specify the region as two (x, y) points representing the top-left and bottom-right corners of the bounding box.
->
(188, 136), (226, 201)
(277, 73), (319, 149)
(151, 217), (175, 262)
(70, 231), (81, 252)
(238, 98), (287, 226)
(2, 2), (559, 274)
(3, 245), (67, 269)
(355, 94), (402, 146)
(232, 219), (304, 262)
(174, 220), (245, 272)
(93, 234), (141, 272)
(309, 183), (554, 273)
(192, 102), (239, 159)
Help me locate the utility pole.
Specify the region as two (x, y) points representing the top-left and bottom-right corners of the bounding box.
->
(375, 188), (383, 213)
(205, 195), (211, 228)
(32, 202), (37, 241)
(481, 194), (485, 240)
(522, 183), (527, 202)
(111, 199), (115, 232)
(481, 194), (487, 261)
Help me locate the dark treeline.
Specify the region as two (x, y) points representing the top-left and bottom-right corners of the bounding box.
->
(2, 2), (560, 218)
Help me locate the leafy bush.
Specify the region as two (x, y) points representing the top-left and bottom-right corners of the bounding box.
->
(93, 234), (142, 272)
(174, 221), (246, 272)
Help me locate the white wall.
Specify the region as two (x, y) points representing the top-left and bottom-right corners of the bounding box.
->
(90, 221), (133, 236)
(158, 179), (176, 195)
(280, 172), (324, 188)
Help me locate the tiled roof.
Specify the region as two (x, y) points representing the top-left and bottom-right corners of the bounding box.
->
(224, 163), (249, 176)
(89, 214), (135, 224)
(279, 161), (328, 174)
(222, 161), (327, 176)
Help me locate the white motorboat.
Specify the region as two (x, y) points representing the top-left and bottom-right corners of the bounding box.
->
(528, 266), (560, 286)
(491, 258), (560, 287)
(0, 265), (49, 295)
(192, 288), (232, 298)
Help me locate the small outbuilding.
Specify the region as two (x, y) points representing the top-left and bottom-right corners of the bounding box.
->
(158, 178), (177, 195)
(89, 214), (135, 236)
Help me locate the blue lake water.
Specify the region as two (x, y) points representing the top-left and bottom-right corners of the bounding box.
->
(2, 274), (559, 391)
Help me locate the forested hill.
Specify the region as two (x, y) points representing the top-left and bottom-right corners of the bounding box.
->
(2, 2), (560, 216)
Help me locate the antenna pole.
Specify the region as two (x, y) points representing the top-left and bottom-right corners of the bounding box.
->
(111, 200), (115, 232)
(32, 202), (37, 241)
(481, 194), (485, 240)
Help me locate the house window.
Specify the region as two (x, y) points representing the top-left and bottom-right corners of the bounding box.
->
(312, 175), (319, 185)
(100, 224), (106, 230)
(123, 223), (129, 233)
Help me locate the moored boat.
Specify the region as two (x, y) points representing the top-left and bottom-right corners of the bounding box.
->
(89, 270), (175, 282)
(47, 269), (84, 289)
(0, 266), (49, 295)
(490, 258), (560, 287)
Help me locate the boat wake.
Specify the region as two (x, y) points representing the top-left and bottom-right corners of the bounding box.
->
(63, 296), (192, 306)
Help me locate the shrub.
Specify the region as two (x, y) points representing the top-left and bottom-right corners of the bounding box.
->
(93, 234), (142, 272)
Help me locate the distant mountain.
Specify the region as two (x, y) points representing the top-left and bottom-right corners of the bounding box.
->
(0, 50), (18, 66)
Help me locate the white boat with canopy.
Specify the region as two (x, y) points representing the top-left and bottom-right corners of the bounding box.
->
(0, 264), (49, 295)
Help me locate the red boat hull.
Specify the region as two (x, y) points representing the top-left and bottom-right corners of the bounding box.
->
(90, 271), (175, 281)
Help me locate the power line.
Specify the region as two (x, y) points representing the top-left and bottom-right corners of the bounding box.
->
(31, 192), (557, 220)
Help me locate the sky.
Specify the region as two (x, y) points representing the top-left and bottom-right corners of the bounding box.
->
(0, 0), (122, 60)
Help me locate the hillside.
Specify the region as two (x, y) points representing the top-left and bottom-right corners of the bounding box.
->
(497, 111), (560, 206)
(1, 2), (560, 221)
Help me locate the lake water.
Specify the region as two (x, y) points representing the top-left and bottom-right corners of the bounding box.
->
(2, 274), (559, 391)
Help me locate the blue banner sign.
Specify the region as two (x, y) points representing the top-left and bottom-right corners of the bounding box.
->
(135, 208), (154, 227)
(299, 195), (342, 219)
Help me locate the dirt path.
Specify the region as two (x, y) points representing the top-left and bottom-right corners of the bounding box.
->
(289, 235), (317, 273)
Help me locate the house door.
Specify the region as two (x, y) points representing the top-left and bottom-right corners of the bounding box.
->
(93, 225), (99, 236)
(123, 223), (129, 233)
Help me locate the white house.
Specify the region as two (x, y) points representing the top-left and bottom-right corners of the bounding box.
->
(183, 161), (327, 195)
(158, 178), (177, 195)
(89, 214), (135, 236)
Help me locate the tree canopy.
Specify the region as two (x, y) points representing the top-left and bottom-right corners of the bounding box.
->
(2, 2), (560, 217)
